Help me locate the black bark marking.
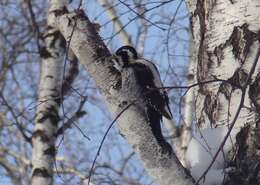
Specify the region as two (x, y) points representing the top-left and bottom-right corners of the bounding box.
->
(74, 9), (87, 20)
(219, 83), (233, 100)
(255, 117), (260, 150)
(32, 168), (51, 178)
(119, 132), (126, 138)
(44, 146), (56, 157)
(61, 59), (79, 94)
(213, 46), (224, 66)
(194, 0), (207, 92)
(229, 24), (256, 63)
(207, 51), (216, 70)
(48, 30), (66, 50)
(189, 15), (194, 38)
(47, 104), (59, 114)
(119, 101), (128, 108)
(215, 24), (260, 64)
(249, 73), (260, 112)
(198, 113), (206, 127)
(36, 107), (59, 126)
(42, 27), (66, 58)
(204, 93), (218, 126)
(47, 92), (61, 105)
(95, 47), (109, 60)
(225, 125), (260, 185)
(227, 69), (248, 89)
(37, 113), (59, 126)
(39, 47), (52, 58)
(32, 130), (50, 143)
(43, 27), (56, 39)
(52, 6), (69, 16)
(236, 125), (250, 160)
(72, 9), (101, 36)
(45, 75), (54, 79)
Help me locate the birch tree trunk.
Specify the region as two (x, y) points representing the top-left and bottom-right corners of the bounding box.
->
(52, 7), (194, 185)
(30, 1), (70, 185)
(185, 0), (260, 184)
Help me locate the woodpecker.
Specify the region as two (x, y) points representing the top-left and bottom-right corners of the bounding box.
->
(114, 45), (173, 155)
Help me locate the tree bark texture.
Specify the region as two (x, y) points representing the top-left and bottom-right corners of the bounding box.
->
(53, 8), (194, 185)
(185, 0), (260, 183)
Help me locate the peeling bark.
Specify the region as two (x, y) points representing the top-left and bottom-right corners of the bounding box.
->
(186, 0), (260, 129)
(185, 0), (260, 184)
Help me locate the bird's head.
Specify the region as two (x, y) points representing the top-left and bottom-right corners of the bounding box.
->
(112, 45), (138, 71)
(115, 45), (138, 64)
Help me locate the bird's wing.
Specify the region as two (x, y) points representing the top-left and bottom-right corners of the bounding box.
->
(136, 59), (173, 119)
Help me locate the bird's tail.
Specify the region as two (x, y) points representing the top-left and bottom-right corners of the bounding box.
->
(147, 106), (173, 155)
(162, 104), (173, 120)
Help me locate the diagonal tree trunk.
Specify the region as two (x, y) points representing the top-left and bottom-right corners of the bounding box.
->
(52, 7), (194, 185)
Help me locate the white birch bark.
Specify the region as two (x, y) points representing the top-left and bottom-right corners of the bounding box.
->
(53, 9), (194, 185)
(185, 0), (260, 184)
(185, 0), (260, 128)
(30, 1), (70, 185)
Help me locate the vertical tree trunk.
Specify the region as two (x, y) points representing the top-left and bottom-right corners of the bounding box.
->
(186, 0), (260, 128)
(185, 0), (260, 183)
(30, 1), (69, 185)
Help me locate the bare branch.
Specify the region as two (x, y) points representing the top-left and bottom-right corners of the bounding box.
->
(97, 0), (132, 45)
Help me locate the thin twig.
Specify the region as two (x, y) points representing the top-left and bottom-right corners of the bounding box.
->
(117, 0), (166, 31)
(56, 96), (88, 137)
(25, 0), (41, 50)
(0, 92), (31, 143)
(87, 102), (134, 185)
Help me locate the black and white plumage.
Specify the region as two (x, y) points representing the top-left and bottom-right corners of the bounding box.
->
(114, 45), (173, 154)
(115, 45), (173, 119)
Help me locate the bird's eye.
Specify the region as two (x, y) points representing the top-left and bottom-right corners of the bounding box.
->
(118, 52), (129, 63)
